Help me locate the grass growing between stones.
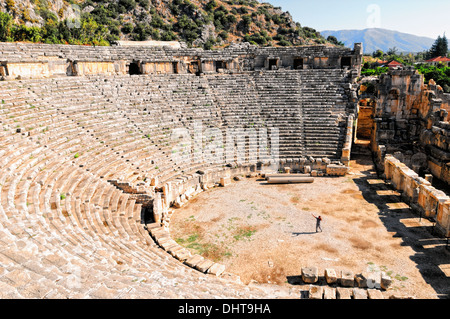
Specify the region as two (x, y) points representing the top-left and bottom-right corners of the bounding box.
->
(366, 262), (409, 290)
(175, 228), (232, 262)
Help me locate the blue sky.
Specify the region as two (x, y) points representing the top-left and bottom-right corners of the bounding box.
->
(267, 0), (449, 40)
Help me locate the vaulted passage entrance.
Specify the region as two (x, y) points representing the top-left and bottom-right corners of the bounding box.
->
(341, 57), (352, 69)
(294, 58), (304, 70)
(129, 62), (141, 75)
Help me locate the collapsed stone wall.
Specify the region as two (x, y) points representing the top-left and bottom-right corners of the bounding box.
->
(369, 68), (450, 186)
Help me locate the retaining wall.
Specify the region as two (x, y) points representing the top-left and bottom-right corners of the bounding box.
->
(384, 155), (450, 237)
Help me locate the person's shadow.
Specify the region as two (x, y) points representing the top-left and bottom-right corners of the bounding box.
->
(291, 231), (318, 236)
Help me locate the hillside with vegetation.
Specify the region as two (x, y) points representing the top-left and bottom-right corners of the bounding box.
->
(0, 0), (334, 49)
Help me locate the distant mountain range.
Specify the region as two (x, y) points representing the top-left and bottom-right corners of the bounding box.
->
(320, 28), (435, 54)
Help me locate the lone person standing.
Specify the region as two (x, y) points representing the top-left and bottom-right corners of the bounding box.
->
(311, 213), (323, 233)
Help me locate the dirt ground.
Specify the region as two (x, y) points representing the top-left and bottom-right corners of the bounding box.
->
(170, 155), (450, 299)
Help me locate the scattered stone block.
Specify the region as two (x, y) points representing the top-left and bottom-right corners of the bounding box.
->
(366, 272), (381, 289)
(336, 287), (352, 299)
(323, 287), (336, 299)
(326, 164), (349, 176)
(302, 267), (319, 284)
(367, 289), (384, 299)
(207, 263), (226, 277)
(380, 272), (392, 290)
(324, 268), (337, 284)
(340, 270), (354, 287)
(308, 285), (323, 299)
(352, 288), (368, 299)
(355, 273), (368, 288)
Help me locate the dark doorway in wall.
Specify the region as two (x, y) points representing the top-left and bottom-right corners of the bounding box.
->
(141, 206), (154, 225)
(341, 57), (352, 69)
(129, 62), (141, 75)
(294, 58), (304, 70)
(268, 59), (278, 70)
(172, 62), (179, 74)
(215, 60), (226, 72)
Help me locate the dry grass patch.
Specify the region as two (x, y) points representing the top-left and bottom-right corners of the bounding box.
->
(349, 236), (373, 250)
(251, 264), (287, 285)
(313, 243), (338, 255)
(360, 219), (379, 229)
(290, 196), (301, 204)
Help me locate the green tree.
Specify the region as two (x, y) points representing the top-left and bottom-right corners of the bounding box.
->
(0, 12), (12, 41)
(326, 35), (344, 46)
(372, 49), (384, 59)
(428, 34), (448, 59)
(386, 47), (398, 56)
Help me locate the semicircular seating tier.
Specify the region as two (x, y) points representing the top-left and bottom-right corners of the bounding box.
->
(0, 42), (362, 298)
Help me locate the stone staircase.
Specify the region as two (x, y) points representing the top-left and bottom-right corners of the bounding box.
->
(300, 69), (349, 159)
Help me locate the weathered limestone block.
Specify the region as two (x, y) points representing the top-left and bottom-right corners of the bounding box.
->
(219, 176), (231, 187)
(207, 263), (226, 277)
(324, 268), (337, 284)
(159, 239), (178, 251)
(308, 285), (323, 299)
(336, 287), (352, 299)
(340, 270), (354, 287)
(323, 287), (336, 299)
(326, 164), (349, 176)
(366, 272), (381, 289)
(172, 248), (191, 262)
(302, 267), (319, 284)
(7, 62), (50, 79)
(352, 288), (368, 299)
(75, 61), (118, 76)
(436, 200), (450, 237)
(367, 289), (384, 299)
(185, 254), (204, 268)
(195, 259), (214, 273)
(355, 273), (368, 288)
(380, 272), (392, 290)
